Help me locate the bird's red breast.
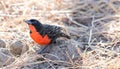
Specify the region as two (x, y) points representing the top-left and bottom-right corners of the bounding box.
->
(29, 25), (51, 45)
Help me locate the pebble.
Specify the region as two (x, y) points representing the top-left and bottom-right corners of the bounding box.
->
(0, 39), (6, 48)
(10, 41), (29, 57)
(0, 48), (15, 67)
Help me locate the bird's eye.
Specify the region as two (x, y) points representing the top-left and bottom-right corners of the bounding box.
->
(29, 19), (39, 24)
(30, 20), (35, 22)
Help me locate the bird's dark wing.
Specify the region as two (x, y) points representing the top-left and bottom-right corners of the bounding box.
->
(42, 24), (61, 39)
(38, 24), (70, 43)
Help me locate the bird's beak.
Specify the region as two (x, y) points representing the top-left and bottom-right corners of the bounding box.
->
(24, 20), (32, 24)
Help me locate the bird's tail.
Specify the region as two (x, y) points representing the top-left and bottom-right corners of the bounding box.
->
(60, 27), (71, 39)
(61, 33), (71, 39)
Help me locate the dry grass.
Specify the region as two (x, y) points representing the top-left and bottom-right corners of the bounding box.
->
(0, 0), (120, 69)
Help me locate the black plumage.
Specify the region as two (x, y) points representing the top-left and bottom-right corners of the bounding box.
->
(26, 19), (70, 43)
(25, 19), (70, 54)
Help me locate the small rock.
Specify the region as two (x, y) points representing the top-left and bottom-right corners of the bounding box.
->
(0, 48), (12, 56)
(51, 39), (80, 61)
(66, 39), (80, 60)
(10, 41), (29, 57)
(0, 39), (6, 48)
(0, 48), (15, 67)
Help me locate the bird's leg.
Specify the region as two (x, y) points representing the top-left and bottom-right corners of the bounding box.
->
(37, 44), (53, 54)
(51, 40), (57, 44)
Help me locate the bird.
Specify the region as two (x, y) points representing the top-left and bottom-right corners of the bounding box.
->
(24, 19), (70, 54)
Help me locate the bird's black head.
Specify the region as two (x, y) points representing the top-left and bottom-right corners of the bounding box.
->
(25, 19), (43, 32)
(25, 19), (42, 26)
